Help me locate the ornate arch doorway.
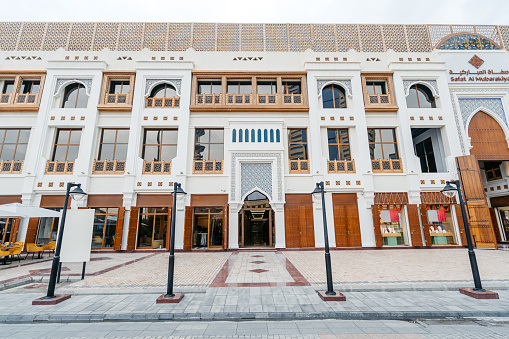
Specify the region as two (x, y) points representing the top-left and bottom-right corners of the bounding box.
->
(468, 111), (509, 160)
(239, 191), (274, 248)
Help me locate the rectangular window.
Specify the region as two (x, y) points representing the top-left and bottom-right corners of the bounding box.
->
(198, 80), (222, 94)
(108, 80), (130, 94)
(366, 81), (387, 95)
(0, 129), (30, 161)
(142, 129), (178, 162)
(368, 128), (399, 160)
(2, 80), (14, 94)
(485, 161), (503, 181)
(36, 211), (60, 245)
(194, 129), (224, 161)
(137, 207), (168, 249)
(193, 207), (224, 248)
(415, 137), (437, 173)
(91, 208), (118, 249)
(327, 129), (351, 161)
(19, 80), (40, 94)
(98, 129), (129, 161)
(52, 129), (82, 162)
(288, 129), (308, 160)
(257, 79), (277, 94)
(282, 80), (301, 94)
(227, 80), (252, 94)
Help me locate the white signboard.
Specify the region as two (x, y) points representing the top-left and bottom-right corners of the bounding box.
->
(58, 209), (95, 263)
(441, 51), (509, 83)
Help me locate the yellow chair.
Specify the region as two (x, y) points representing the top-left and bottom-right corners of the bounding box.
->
(0, 248), (10, 264)
(42, 241), (56, 257)
(25, 243), (43, 259)
(8, 245), (22, 263)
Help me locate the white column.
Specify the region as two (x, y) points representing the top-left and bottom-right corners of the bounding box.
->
(121, 194), (134, 250)
(272, 202), (285, 248)
(228, 202), (240, 249)
(312, 194), (325, 247)
(359, 191), (376, 247)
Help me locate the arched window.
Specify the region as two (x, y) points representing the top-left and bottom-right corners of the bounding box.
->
(245, 129), (249, 142)
(149, 83), (177, 98)
(257, 129), (262, 142)
(61, 83), (88, 108)
(270, 129), (274, 142)
(406, 84), (436, 108)
(239, 129), (243, 142)
(322, 84), (346, 109)
(276, 129), (281, 142)
(264, 129), (268, 142)
(251, 129), (255, 142)
(232, 129), (236, 142)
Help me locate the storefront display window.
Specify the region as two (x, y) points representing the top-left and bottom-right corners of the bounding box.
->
(379, 205), (407, 246)
(36, 209), (60, 245)
(91, 208), (118, 249)
(193, 207), (223, 248)
(0, 218), (13, 243)
(426, 204), (457, 245)
(137, 207), (168, 249)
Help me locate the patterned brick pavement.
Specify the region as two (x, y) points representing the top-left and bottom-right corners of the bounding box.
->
(225, 252), (293, 284)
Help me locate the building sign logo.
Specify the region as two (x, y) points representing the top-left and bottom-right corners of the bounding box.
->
(468, 55), (484, 69)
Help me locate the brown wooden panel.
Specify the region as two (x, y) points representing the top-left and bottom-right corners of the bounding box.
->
(468, 111), (509, 160)
(332, 193), (357, 205)
(285, 193), (313, 205)
(40, 195), (70, 208)
(456, 155), (498, 248)
(490, 207), (502, 242)
(419, 205), (432, 246)
(191, 194), (228, 206)
(136, 194), (173, 207)
(114, 207), (125, 250)
(371, 205), (383, 247)
(490, 195), (509, 208)
(25, 218), (39, 247)
(166, 208), (172, 250)
(284, 205), (299, 248)
(407, 204), (423, 246)
(126, 207), (139, 250)
(0, 195), (22, 204)
(455, 204), (468, 245)
(9, 218), (20, 242)
(346, 204), (362, 246)
(222, 206), (228, 250)
(304, 205), (315, 247)
(333, 204), (348, 247)
(88, 194), (123, 207)
(183, 206), (193, 250)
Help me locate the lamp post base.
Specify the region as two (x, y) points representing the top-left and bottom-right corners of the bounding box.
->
(459, 288), (499, 299)
(317, 291), (346, 301)
(156, 293), (184, 304)
(32, 294), (71, 305)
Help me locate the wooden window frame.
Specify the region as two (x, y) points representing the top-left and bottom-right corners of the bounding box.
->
(35, 211), (60, 245)
(193, 128), (224, 174)
(288, 128), (310, 174)
(46, 128), (81, 175)
(192, 207), (224, 249)
(0, 71), (45, 111)
(406, 84), (436, 108)
(61, 83), (87, 109)
(97, 71), (135, 111)
(190, 71), (308, 112)
(327, 128), (355, 173)
(0, 128), (30, 174)
(485, 161), (503, 181)
(91, 207), (119, 249)
(368, 128), (403, 173)
(146, 83), (180, 108)
(322, 84), (347, 109)
(361, 73), (398, 112)
(141, 128), (177, 174)
(93, 128), (128, 174)
(137, 207), (169, 249)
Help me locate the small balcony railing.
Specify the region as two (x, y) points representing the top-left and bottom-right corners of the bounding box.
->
(327, 160), (355, 173)
(193, 160), (223, 174)
(0, 160), (23, 174)
(143, 160), (171, 174)
(0, 93), (12, 104)
(145, 97), (180, 108)
(196, 94), (221, 105)
(283, 94), (302, 104)
(257, 94), (278, 105)
(226, 94), (252, 105)
(105, 93), (129, 105)
(46, 161), (74, 174)
(15, 93), (39, 105)
(371, 159), (403, 173)
(289, 159), (310, 174)
(93, 160), (126, 174)
(368, 94), (391, 105)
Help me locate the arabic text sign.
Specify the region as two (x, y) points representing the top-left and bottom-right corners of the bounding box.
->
(450, 69), (509, 82)
(58, 209), (94, 263)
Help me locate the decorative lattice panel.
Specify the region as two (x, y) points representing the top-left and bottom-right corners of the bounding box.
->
(475, 25), (501, 45)
(406, 25), (432, 52)
(217, 23), (240, 52)
(17, 22), (46, 51)
(452, 25), (475, 34)
(167, 23), (192, 51)
(359, 24), (384, 52)
(500, 25), (509, 50)
(0, 22), (21, 51)
(142, 23), (167, 51)
(118, 23), (143, 51)
(92, 22), (119, 51)
(336, 24), (360, 52)
(382, 24), (407, 52)
(42, 22), (70, 51)
(68, 22), (95, 51)
(428, 25), (501, 49)
(265, 24), (288, 52)
(311, 24), (336, 52)
(240, 24), (264, 51)
(192, 23), (216, 51)
(288, 24), (312, 52)
(428, 25), (453, 47)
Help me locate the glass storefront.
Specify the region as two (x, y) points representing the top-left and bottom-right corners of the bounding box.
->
(91, 208), (118, 249)
(0, 218), (13, 243)
(193, 207), (223, 248)
(137, 207), (168, 249)
(379, 205), (407, 246)
(425, 204), (457, 245)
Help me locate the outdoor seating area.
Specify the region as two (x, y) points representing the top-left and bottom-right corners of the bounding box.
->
(0, 242), (24, 264)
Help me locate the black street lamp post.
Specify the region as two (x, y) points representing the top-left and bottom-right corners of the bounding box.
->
(45, 183), (87, 299)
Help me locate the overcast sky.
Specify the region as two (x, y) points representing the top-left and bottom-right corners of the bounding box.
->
(1, 0), (507, 24)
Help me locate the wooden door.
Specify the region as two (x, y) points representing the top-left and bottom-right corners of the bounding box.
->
(24, 218), (40, 248)
(333, 205), (348, 247)
(407, 204), (423, 246)
(9, 218), (20, 243)
(304, 205), (315, 247)
(222, 206), (228, 249)
(332, 194), (361, 247)
(126, 207), (139, 250)
(371, 205), (383, 247)
(284, 194), (315, 248)
(456, 155), (498, 248)
(114, 207), (125, 250)
(419, 205), (432, 246)
(468, 111), (509, 160)
(346, 205), (362, 246)
(454, 204), (468, 245)
(166, 208), (172, 250)
(284, 205), (300, 248)
(183, 206), (193, 249)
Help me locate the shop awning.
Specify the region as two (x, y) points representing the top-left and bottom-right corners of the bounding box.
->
(0, 203), (61, 218)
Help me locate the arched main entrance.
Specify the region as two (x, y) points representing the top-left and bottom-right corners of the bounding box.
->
(239, 191), (274, 248)
(468, 111), (509, 160)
